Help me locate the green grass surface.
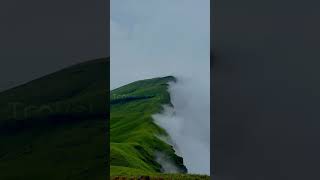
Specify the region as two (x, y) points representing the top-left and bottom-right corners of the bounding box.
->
(0, 58), (109, 180)
(111, 175), (209, 180)
(110, 76), (188, 177)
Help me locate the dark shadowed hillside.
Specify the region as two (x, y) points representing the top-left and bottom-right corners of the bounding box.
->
(0, 58), (109, 180)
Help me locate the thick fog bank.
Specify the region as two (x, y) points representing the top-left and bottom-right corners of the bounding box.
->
(153, 77), (210, 174)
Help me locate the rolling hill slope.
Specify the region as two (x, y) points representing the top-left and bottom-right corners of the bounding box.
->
(0, 58), (109, 180)
(0, 60), (209, 180)
(110, 76), (188, 177)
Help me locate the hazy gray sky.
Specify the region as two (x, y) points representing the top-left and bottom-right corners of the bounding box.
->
(111, 0), (210, 174)
(111, 0), (210, 89)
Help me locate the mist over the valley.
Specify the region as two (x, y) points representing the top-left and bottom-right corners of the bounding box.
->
(111, 0), (210, 174)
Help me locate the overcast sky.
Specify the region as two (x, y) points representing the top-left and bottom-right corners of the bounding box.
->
(111, 0), (210, 174)
(111, 0), (210, 89)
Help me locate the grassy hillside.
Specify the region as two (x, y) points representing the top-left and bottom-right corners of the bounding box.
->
(111, 174), (209, 180)
(0, 58), (109, 180)
(110, 76), (193, 179)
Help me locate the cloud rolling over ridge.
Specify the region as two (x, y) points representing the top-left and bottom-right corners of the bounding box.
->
(111, 0), (210, 174)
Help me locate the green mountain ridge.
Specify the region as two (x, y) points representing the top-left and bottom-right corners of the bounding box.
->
(110, 76), (188, 176)
(0, 58), (108, 133)
(0, 58), (109, 180)
(0, 59), (209, 180)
